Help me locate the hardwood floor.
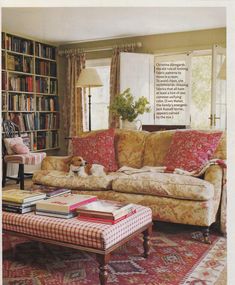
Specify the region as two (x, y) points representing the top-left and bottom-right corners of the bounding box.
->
(2, 178), (33, 191)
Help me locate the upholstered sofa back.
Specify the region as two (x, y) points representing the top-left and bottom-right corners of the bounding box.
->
(42, 129), (226, 171)
(142, 130), (226, 167)
(113, 129), (226, 169)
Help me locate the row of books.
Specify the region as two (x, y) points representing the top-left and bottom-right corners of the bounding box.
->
(8, 94), (34, 111)
(37, 131), (59, 149)
(2, 33), (5, 49)
(36, 96), (59, 112)
(35, 43), (56, 60)
(9, 75), (33, 92)
(34, 113), (59, 130)
(2, 92), (7, 111)
(6, 94), (59, 112)
(35, 77), (57, 94)
(50, 62), (57, 77)
(2, 71), (7, 90)
(7, 54), (33, 73)
(8, 112), (59, 131)
(2, 51), (6, 69)
(3, 190), (136, 224)
(5, 35), (34, 55)
(35, 60), (57, 77)
(50, 79), (57, 94)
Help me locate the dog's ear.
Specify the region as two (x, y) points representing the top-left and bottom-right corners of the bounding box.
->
(85, 164), (92, 175)
(64, 156), (73, 164)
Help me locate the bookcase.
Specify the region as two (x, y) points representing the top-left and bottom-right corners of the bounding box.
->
(1, 32), (60, 152)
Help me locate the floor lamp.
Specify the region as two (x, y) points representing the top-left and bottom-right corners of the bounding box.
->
(76, 68), (103, 131)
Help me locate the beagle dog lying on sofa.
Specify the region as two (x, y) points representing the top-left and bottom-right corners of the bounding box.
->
(68, 156), (107, 177)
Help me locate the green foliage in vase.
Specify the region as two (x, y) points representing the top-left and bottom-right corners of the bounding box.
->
(109, 88), (151, 122)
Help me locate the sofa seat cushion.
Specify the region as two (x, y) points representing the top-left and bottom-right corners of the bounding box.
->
(112, 172), (214, 201)
(32, 170), (116, 191)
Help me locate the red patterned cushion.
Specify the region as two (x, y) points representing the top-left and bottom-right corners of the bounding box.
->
(164, 130), (222, 172)
(72, 129), (118, 172)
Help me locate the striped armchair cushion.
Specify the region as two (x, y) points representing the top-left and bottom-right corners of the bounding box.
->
(4, 152), (46, 165)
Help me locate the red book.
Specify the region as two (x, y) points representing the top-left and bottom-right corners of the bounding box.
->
(77, 209), (137, 225)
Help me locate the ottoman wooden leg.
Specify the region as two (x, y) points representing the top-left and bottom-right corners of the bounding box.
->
(96, 253), (111, 285)
(143, 225), (152, 258)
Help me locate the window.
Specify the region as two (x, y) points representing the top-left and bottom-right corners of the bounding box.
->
(85, 58), (111, 130)
(191, 51), (212, 129)
(121, 49), (226, 130)
(154, 53), (191, 126)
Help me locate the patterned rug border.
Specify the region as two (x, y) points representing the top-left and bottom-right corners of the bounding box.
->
(181, 237), (226, 284)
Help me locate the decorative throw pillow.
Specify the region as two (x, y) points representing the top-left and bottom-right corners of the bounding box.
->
(72, 128), (118, 172)
(164, 130), (223, 172)
(11, 143), (30, 154)
(3, 137), (24, 155)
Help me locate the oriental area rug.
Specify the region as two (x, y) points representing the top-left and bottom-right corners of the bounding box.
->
(3, 224), (226, 285)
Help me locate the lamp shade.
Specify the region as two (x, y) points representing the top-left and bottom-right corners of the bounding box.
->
(76, 68), (103, 87)
(218, 59), (226, 80)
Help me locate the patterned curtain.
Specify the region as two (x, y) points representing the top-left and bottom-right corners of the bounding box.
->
(63, 53), (86, 154)
(109, 45), (135, 128)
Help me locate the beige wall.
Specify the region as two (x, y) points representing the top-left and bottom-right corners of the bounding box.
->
(58, 28), (226, 155)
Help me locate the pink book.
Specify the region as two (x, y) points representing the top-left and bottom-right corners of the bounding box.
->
(36, 194), (97, 214)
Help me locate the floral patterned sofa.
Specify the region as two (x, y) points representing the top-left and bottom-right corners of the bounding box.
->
(32, 129), (226, 240)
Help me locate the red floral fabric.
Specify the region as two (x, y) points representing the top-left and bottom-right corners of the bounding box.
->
(72, 129), (118, 172)
(164, 130), (222, 172)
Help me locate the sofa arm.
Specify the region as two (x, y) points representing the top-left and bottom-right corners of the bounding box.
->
(41, 156), (71, 172)
(204, 164), (226, 233)
(204, 165), (223, 201)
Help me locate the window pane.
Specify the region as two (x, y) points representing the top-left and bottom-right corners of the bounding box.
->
(91, 103), (109, 130)
(191, 55), (212, 129)
(84, 62), (110, 131)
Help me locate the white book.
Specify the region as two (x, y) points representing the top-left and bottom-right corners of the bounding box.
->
(36, 194), (97, 214)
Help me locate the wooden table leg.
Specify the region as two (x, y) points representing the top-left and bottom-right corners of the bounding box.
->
(143, 225), (152, 258)
(96, 253), (111, 285)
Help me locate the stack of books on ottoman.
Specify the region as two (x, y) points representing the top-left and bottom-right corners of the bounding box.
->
(76, 200), (136, 224)
(35, 194), (97, 219)
(2, 189), (47, 214)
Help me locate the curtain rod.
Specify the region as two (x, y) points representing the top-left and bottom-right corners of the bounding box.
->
(58, 41), (142, 56)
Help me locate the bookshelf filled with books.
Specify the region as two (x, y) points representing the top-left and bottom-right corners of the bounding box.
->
(1, 32), (60, 152)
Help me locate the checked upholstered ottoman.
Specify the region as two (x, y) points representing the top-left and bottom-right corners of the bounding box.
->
(3, 204), (152, 285)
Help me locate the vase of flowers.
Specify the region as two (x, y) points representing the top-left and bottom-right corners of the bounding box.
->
(109, 88), (151, 130)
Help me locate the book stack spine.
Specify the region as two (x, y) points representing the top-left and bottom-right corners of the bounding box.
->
(2, 190), (46, 214)
(35, 195), (97, 219)
(78, 210), (137, 224)
(77, 202), (136, 225)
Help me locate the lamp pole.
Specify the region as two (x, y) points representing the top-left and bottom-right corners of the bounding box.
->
(88, 86), (91, 131)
